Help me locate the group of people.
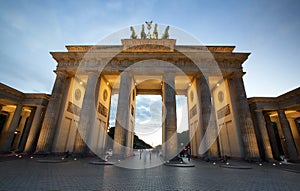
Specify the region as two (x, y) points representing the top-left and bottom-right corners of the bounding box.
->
(179, 145), (191, 161)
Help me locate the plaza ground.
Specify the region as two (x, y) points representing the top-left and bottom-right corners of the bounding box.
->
(0, 152), (300, 191)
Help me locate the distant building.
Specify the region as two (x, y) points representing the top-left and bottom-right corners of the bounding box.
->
(0, 83), (49, 153)
(248, 88), (300, 161)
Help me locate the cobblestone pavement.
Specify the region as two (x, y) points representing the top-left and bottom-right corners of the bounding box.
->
(0, 154), (300, 191)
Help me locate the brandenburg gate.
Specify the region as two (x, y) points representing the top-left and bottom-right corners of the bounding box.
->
(33, 23), (260, 161)
(6, 23), (295, 163)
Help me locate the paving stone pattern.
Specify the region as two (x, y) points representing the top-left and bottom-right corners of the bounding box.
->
(0, 157), (299, 191)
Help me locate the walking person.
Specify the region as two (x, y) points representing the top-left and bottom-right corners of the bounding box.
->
(186, 146), (191, 162)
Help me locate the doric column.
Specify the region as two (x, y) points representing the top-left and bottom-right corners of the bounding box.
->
(103, 89), (113, 152)
(162, 73), (177, 160)
(0, 109), (14, 151)
(206, 103), (219, 159)
(126, 87), (136, 155)
(228, 75), (260, 159)
(113, 72), (133, 157)
(24, 106), (44, 153)
(73, 129), (83, 154)
(264, 113), (280, 160)
(18, 109), (35, 152)
(74, 72), (100, 154)
(13, 110), (32, 151)
(36, 72), (70, 152)
(254, 110), (273, 161)
(197, 75), (219, 158)
(192, 76), (203, 157)
(186, 83), (197, 156)
(277, 110), (299, 161)
(1, 104), (23, 152)
(287, 118), (300, 155)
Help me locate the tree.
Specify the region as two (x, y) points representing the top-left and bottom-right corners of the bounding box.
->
(107, 127), (152, 149)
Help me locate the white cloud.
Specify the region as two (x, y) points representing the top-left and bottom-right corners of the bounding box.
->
(108, 94), (188, 146)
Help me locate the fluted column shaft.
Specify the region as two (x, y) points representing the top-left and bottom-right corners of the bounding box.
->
(277, 110), (299, 161)
(198, 75), (219, 158)
(113, 72), (133, 157)
(15, 110), (34, 152)
(24, 106), (44, 153)
(264, 113), (281, 160)
(36, 72), (69, 152)
(194, 76), (204, 157)
(162, 73), (177, 160)
(228, 75), (260, 159)
(254, 110), (273, 160)
(206, 105), (219, 158)
(1, 104), (23, 152)
(0, 110), (14, 151)
(74, 72), (100, 154)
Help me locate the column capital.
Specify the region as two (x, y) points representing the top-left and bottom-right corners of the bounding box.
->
(263, 110), (274, 117)
(277, 109), (285, 113)
(163, 72), (176, 76)
(86, 72), (101, 83)
(253, 109), (264, 113)
(54, 70), (70, 77)
(34, 105), (45, 109)
(21, 110), (31, 117)
(194, 72), (209, 79)
(75, 71), (100, 78)
(162, 72), (175, 83)
(228, 72), (245, 79)
(120, 71), (133, 78)
(195, 74), (210, 84)
(87, 71), (101, 76)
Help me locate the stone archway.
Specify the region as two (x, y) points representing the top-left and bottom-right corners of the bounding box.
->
(35, 36), (260, 162)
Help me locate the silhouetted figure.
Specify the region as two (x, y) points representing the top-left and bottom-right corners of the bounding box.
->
(180, 148), (185, 157)
(65, 150), (70, 158)
(186, 147), (191, 161)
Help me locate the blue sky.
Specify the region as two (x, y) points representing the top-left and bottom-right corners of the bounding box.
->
(1, 0), (299, 145)
(0, 0), (299, 96)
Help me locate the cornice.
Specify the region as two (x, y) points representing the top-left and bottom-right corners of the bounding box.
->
(24, 94), (51, 100)
(248, 97), (278, 104)
(64, 44), (237, 53)
(277, 87), (300, 101)
(0, 83), (51, 106)
(51, 51), (249, 65)
(248, 87), (300, 103)
(0, 83), (24, 99)
(248, 87), (300, 111)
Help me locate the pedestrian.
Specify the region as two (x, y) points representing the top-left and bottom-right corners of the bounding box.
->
(180, 147), (185, 157)
(139, 149), (143, 159)
(186, 146), (191, 161)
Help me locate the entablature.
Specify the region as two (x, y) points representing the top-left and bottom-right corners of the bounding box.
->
(248, 87), (300, 111)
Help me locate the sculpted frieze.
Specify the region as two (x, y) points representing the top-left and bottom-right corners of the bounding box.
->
(121, 39), (176, 52)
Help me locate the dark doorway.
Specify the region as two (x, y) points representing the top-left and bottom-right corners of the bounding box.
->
(295, 118), (300, 135)
(0, 113), (8, 136)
